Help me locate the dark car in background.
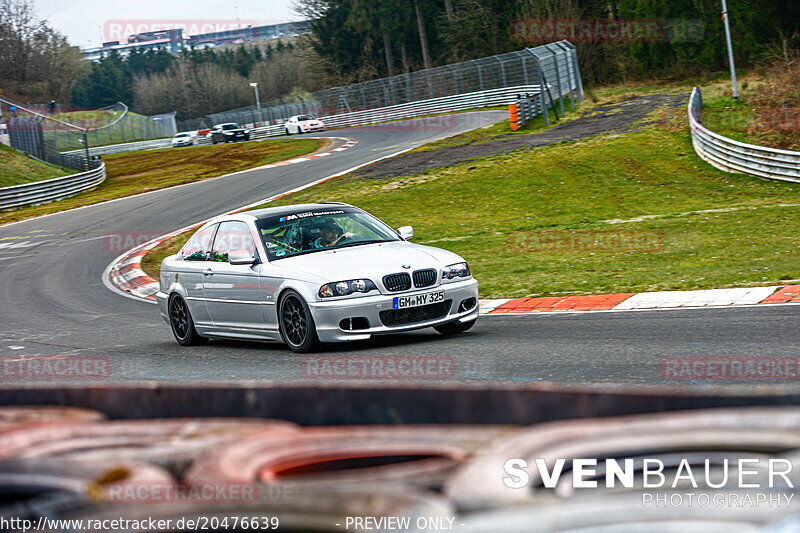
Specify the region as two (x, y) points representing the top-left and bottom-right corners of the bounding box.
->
(209, 123), (250, 144)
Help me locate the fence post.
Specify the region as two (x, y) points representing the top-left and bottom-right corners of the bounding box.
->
(495, 56), (507, 88)
(82, 130), (90, 170)
(447, 65), (459, 95)
(550, 47), (565, 116)
(535, 56), (549, 126)
(472, 60), (484, 91)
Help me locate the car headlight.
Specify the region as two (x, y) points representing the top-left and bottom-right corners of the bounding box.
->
(442, 262), (470, 280)
(243, 129), (249, 134)
(224, 131), (233, 135)
(319, 279), (377, 298)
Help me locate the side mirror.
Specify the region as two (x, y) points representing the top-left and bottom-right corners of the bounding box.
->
(229, 253), (257, 265)
(398, 226), (414, 240)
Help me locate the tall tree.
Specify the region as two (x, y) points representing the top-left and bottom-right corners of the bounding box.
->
(413, 0), (433, 70)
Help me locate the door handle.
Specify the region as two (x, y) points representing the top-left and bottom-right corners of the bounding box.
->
(202, 268), (214, 276)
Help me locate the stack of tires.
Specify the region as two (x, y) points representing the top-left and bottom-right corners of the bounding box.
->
(0, 407), (798, 531)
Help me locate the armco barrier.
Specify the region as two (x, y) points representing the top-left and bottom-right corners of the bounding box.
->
(689, 87), (800, 183)
(60, 84), (565, 158)
(0, 162), (106, 211)
(312, 85), (546, 130)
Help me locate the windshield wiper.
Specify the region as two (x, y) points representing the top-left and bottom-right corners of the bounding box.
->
(331, 239), (394, 250)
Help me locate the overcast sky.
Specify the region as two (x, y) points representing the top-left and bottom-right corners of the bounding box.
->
(34, 0), (299, 48)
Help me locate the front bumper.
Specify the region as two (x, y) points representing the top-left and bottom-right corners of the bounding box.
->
(309, 278), (478, 343)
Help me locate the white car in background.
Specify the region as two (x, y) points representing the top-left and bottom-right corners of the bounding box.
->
(284, 115), (325, 135)
(171, 132), (194, 147)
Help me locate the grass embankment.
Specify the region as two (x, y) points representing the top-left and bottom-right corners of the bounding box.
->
(0, 138), (325, 225)
(143, 78), (800, 297)
(0, 144), (69, 187)
(250, 129), (800, 297)
(143, 124), (800, 297)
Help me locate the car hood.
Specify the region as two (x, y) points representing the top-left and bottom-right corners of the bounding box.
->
(268, 241), (464, 285)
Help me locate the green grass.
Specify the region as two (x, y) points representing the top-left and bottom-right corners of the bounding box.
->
(141, 77), (800, 296)
(411, 107), (564, 152)
(143, 124), (800, 297)
(247, 129), (800, 297)
(0, 138), (325, 225)
(0, 144), (69, 187)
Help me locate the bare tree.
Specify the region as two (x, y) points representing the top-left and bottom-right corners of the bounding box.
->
(0, 0), (86, 100)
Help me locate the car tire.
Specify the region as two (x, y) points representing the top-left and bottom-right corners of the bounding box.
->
(169, 294), (208, 346)
(278, 290), (320, 353)
(434, 319), (476, 335)
(285, 128), (291, 136)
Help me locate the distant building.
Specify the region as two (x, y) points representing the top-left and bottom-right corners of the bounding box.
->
(82, 21), (310, 60)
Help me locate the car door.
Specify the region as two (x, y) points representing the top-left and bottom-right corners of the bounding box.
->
(203, 221), (266, 330)
(174, 223), (218, 328)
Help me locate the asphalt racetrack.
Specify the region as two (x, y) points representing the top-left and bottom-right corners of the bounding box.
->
(1, 111), (799, 389)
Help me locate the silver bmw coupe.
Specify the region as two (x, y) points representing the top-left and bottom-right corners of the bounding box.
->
(157, 203), (479, 352)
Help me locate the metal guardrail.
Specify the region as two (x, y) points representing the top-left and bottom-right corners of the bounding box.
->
(315, 85), (546, 130)
(59, 85), (565, 157)
(0, 162), (106, 211)
(689, 87), (800, 183)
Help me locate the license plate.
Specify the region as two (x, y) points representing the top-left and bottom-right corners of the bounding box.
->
(393, 290), (445, 309)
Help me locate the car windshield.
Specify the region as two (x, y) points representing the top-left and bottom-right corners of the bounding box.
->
(175, 133), (190, 137)
(220, 124), (239, 130)
(298, 115), (314, 121)
(255, 207), (400, 260)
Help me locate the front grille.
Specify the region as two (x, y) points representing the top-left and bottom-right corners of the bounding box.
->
(380, 300), (452, 327)
(412, 269), (437, 288)
(383, 273), (411, 292)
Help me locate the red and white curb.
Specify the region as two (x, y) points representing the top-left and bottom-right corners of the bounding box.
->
(480, 285), (800, 315)
(252, 137), (358, 169)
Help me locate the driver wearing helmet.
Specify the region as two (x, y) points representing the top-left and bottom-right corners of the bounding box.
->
(313, 219), (353, 248)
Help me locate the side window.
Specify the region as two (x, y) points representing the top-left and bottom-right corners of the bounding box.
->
(179, 224), (218, 261)
(212, 221), (257, 263)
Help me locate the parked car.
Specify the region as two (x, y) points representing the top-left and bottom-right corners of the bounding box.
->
(284, 115), (325, 135)
(209, 123), (250, 144)
(157, 203), (478, 352)
(171, 132), (194, 147)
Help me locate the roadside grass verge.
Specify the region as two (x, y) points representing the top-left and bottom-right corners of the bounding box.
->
(250, 129), (800, 297)
(0, 138), (326, 226)
(411, 107), (564, 152)
(142, 123), (800, 297)
(0, 144), (69, 187)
